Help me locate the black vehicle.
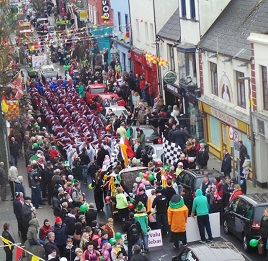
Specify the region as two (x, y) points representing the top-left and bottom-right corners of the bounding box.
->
(172, 241), (245, 261)
(176, 169), (224, 213)
(223, 193), (268, 252)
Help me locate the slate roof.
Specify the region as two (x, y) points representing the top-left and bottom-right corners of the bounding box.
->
(157, 8), (181, 41)
(199, 0), (268, 61)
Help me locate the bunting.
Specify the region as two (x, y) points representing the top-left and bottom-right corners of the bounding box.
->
(1, 94), (8, 113)
(31, 255), (40, 261)
(15, 246), (24, 261)
(1, 237), (12, 250)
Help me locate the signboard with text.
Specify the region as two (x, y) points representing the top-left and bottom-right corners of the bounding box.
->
(101, 0), (110, 20)
(122, 229), (163, 248)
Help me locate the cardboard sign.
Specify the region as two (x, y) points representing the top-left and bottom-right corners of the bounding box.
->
(122, 229), (163, 248)
(186, 212), (221, 242)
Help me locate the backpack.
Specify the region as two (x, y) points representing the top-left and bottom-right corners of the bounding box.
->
(128, 221), (140, 242)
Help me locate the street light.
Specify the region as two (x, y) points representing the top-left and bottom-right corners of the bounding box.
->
(152, 0), (163, 96)
(239, 76), (256, 187)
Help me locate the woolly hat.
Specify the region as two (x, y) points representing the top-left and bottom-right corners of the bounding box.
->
(55, 217), (62, 223)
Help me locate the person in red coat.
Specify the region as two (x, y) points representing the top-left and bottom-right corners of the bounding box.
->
(229, 184), (243, 203)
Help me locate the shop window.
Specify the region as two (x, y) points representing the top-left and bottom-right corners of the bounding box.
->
(181, 0), (186, 17)
(236, 71), (246, 108)
(190, 0), (196, 19)
(118, 12), (122, 32)
(261, 66), (268, 110)
(178, 52), (197, 86)
(210, 62), (218, 96)
(168, 44), (175, 71)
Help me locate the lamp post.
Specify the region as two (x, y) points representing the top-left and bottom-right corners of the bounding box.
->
(239, 76), (256, 187)
(152, 0), (163, 96)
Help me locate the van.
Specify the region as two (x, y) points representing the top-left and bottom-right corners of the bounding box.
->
(223, 193), (268, 251)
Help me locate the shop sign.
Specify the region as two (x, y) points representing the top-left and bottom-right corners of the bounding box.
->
(163, 70), (177, 84)
(79, 10), (88, 20)
(101, 0), (110, 20)
(210, 107), (238, 127)
(166, 84), (179, 95)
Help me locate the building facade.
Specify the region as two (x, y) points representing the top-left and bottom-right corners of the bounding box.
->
(248, 32), (268, 186)
(110, 0), (131, 72)
(197, 0), (268, 186)
(129, 0), (178, 98)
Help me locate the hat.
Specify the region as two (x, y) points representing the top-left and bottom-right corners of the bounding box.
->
(135, 202), (145, 212)
(178, 162), (183, 166)
(170, 194), (181, 204)
(55, 217), (62, 223)
(25, 196), (31, 200)
(15, 192), (20, 198)
(79, 215), (85, 220)
(46, 161), (52, 166)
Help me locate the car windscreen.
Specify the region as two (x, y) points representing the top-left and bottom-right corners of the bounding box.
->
(90, 88), (105, 94)
(142, 128), (154, 137)
(254, 206), (268, 221)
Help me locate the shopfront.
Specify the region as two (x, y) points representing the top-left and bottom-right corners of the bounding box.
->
(131, 48), (159, 97)
(199, 96), (251, 162)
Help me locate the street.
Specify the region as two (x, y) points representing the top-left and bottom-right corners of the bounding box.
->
(0, 158), (265, 261)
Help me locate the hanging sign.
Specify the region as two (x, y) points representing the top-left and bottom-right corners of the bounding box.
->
(163, 70), (177, 84)
(101, 0), (110, 20)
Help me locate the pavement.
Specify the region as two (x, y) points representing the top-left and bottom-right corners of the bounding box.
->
(0, 153), (265, 260)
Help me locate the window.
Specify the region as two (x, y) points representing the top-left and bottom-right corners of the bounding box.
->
(145, 22), (149, 43)
(168, 44), (175, 71)
(178, 52), (197, 86)
(210, 62), (218, 95)
(135, 19), (140, 41)
(125, 14), (129, 32)
(261, 66), (268, 110)
(190, 0), (196, 19)
(118, 12), (122, 31)
(181, 0), (186, 17)
(236, 71), (246, 108)
(150, 23), (154, 43)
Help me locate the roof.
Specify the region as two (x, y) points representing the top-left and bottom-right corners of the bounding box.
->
(157, 8), (181, 41)
(199, 0), (268, 61)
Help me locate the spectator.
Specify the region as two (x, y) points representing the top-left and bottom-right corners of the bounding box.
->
(130, 245), (149, 261)
(8, 163), (18, 200)
(21, 196), (35, 242)
(85, 203), (98, 227)
(165, 180), (176, 204)
(63, 238), (76, 261)
(221, 149), (232, 177)
(260, 208), (268, 260)
(200, 175), (211, 196)
(9, 137), (20, 166)
(13, 192), (23, 233)
(241, 155), (251, 194)
(123, 212), (142, 260)
(196, 143), (209, 169)
(44, 232), (61, 260)
(134, 202), (149, 252)
(191, 189), (213, 243)
(39, 219), (53, 244)
(152, 187), (169, 236)
(229, 184), (243, 203)
(222, 177), (234, 207)
(27, 218), (41, 246)
(14, 176), (25, 198)
(53, 217), (67, 255)
(0, 162), (7, 201)
(2, 223), (14, 261)
(168, 194), (188, 249)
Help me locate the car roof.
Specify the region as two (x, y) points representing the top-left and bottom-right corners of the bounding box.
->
(89, 84), (106, 88)
(99, 93), (119, 99)
(181, 169), (223, 178)
(186, 241), (245, 261)
(238, 194), (268, 206)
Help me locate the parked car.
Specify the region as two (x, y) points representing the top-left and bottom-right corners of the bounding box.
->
(176, 169), (224, 213)
(85, 83), (108, 104)
(99, 105), (128, 125)
(132, 125), (161, 144)
(223, 193), (268, 252)
(89, 94), (119, 113)
(145, 144), (164, 165)
(172, 241), (245, 261)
